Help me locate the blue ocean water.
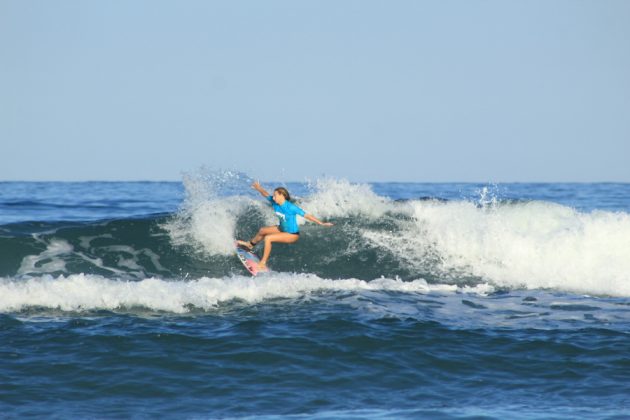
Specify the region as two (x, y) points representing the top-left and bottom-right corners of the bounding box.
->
(1, 173), (630, 418)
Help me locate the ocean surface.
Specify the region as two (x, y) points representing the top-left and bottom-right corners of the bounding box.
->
(1, 172), (629, 419)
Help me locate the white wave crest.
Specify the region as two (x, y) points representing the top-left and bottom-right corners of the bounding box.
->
(301, 178), (391, 219)
(163, 174), (391, 256)
(0, 273), (470, 313)
(399, 200), (630, 297)
(163, 170), (255, 256)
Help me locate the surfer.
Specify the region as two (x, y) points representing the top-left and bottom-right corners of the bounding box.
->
(237, 181), (333, 270)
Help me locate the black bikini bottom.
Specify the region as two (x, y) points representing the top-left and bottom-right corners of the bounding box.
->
(278, 226), (299, 235)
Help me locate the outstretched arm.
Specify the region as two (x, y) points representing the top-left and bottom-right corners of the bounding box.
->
(304, 214), (334, 227)
(251, 181), (271, 198)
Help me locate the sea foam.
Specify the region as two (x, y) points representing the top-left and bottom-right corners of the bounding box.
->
(407, 200), (630, 296)
(0, 273), (463, 313)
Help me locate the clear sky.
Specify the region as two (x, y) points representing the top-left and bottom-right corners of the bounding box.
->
(2, 0), (629, 182)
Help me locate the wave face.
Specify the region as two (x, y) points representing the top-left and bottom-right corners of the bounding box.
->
(1, 176), (629, 298)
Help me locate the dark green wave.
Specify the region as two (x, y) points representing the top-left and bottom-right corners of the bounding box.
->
(0, 212), (448, 282)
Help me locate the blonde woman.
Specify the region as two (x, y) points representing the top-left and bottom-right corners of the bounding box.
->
(237, 181), (333, 270)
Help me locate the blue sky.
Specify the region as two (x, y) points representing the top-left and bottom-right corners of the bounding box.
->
(2, 0), (629, 182)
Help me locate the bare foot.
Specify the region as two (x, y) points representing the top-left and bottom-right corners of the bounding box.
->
(236, 240), (254, 250)
(257, 262), (267, 271)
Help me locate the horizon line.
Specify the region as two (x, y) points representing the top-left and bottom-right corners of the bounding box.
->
(2, 179), (629, 184)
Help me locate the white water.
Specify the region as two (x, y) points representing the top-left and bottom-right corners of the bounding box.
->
(0, 273), (470, 313)
(164, 171), (255, 256)
(163, 175), (630, 297)
(3, 273), (628, 333)
(406, 199), (630, 296)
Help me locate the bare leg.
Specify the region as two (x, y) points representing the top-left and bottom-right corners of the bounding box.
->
(250, 226), (281, 246)
(259, 232), (299, 268)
